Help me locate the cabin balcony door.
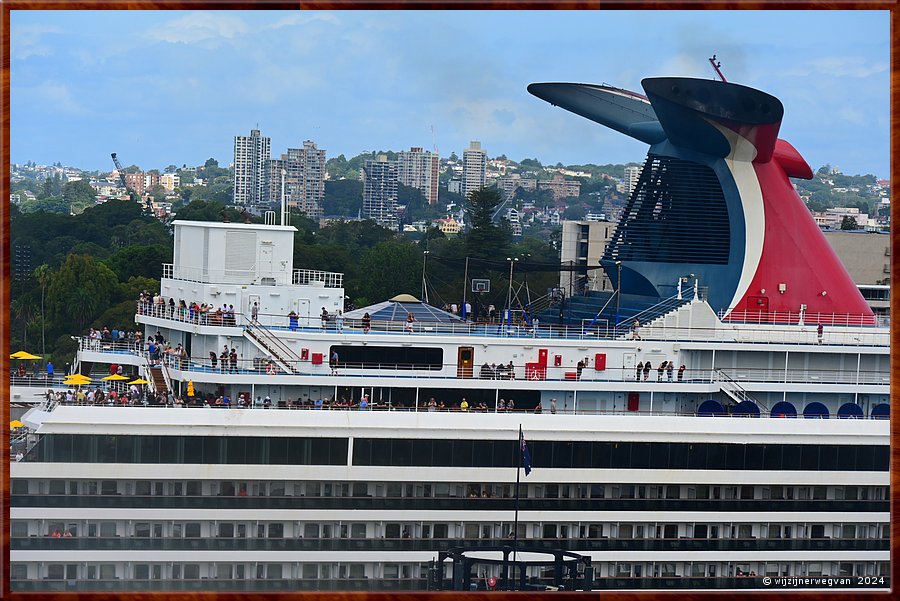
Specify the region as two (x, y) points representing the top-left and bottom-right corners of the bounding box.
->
(457, 347), (474, 379)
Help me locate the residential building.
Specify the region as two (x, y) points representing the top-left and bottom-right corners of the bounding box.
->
(559, 219), (617, 296)
(268, 141), (327, 221)
(624, 165), (642, 197)
(124, 172), (146, 197)
(434, 217), (461, 235)
(397, 147), (440, 205)
(497, 174), (537, 202)
(145, 171), (161, 191)
(448, 180), (462, 195)
(461, 141), (487, 200)
(361, 155), (399, 230)
(159, 173), (180, 192)
(505, 208), (523, 237)
(233, 129), (271, 206)
(823, 230), (891, 286)
(538, 174), (581, 201)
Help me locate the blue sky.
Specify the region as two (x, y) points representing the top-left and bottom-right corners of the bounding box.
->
(10, 10), (889, 177)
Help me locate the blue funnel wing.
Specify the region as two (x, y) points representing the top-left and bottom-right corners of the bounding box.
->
(528, 82), (666, 145)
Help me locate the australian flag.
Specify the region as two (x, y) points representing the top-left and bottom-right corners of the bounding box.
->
(520, 430), (532, 476)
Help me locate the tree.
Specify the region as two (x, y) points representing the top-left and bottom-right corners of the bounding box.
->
(103, 244), (170, 282)
(41, 175), (52, 199)
(840, 216), (859, 230)
(322, 179), (363, 217)
(355, 240), (421, 304)
(33, 264), (53, 357)
(63, 180), (98, 214)
(19, 195), (70, 214)
(47, 254), (119, 332)
(464, 187), (511, 259)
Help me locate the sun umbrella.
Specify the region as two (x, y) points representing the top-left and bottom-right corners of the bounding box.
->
(10, 351), (41, 360)
(10, 420), (24, 429)
(102, 374), (130, 381)
(127, 378), (151, 385)
(64, 374), (92, 385)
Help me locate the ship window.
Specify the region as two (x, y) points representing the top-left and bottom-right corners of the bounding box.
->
(183, 564), (200, 579)
(411, 440), (433, 466)
(10, 564), (27, 580)
(329, 345), (443, 370)
(11, 479), (28, 494)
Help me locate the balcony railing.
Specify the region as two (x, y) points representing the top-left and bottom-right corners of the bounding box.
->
(10, 535), (888, 553)
(11, 495), (889, 513)
(74, 337), (890, 392)
(160, 264), (342, 288)
(132, 299), (889, 346)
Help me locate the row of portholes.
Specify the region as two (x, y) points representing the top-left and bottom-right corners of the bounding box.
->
(697, 400), (888, 420)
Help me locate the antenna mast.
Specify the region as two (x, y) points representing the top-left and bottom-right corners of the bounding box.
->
(708, 54), (727, 83)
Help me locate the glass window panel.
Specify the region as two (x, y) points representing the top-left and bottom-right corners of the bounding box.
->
(183, 437), (203, 463)
(268, 438), (289, 465)
(687, 443), (707, 470)
(411, 440), (433, 467)
(392, 439), (413, 467)
(139, 437), (159, 463)
(452, 440), (473, 467)
(609, 443), (630, 468)
(225, 437), (246, 464)
(725, 445), (745, 470)
(472, 440), (493, 467)
(352, 438), (372, 466)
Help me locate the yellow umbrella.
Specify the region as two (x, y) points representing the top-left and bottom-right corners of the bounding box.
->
(10, 420), (24, 429)
(127, 378), (151, 385)
(64, 374), (92, 384)
(102, 374), (130, 381)
(10, 351), (41, 360)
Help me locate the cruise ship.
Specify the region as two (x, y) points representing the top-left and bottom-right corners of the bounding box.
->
(9, 73), (890, 592)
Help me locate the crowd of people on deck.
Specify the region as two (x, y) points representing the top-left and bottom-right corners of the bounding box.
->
(635, 360), (687, 382)
(138, 291), (237, 326)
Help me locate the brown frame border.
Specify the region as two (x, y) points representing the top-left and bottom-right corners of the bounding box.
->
(1, 2), (895, 600)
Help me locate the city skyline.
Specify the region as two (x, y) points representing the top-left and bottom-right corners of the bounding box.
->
(10, 10), (890, 178)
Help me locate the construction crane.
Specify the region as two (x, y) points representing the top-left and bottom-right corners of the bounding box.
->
(111, 152), (153, 214)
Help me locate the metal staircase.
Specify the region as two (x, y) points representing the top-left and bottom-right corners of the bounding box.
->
(716, 370), (768, 411)
(243, 318), (302, 375)
(145, 354), (173, 395)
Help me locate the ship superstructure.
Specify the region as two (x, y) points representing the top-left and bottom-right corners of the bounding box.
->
(10, 72), (890, 592)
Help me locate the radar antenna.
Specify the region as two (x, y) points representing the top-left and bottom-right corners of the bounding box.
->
(708, 54), (727, 83)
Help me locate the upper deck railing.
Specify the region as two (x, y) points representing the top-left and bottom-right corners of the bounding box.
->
(161, 264), (342, 288)
(134, 301), (889, 347)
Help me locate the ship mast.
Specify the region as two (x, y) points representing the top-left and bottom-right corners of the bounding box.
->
(708, 54), (727, 82)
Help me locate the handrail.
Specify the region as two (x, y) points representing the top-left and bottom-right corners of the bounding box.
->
(622, 286), (696, 328)
(244, 316), (303, 374)
(715, 369), (768, 412)
(132, 304), (889, 346)
(720, 307), (883, 327)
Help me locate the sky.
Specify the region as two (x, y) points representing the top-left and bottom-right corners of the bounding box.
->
(9, 10), (890, 178)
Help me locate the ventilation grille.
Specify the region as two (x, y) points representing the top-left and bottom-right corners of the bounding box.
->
(604, 155), (730, 264)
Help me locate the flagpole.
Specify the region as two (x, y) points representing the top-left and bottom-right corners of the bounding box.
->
(513, 423), (522, 582)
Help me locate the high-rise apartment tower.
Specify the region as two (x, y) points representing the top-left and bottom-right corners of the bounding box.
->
(233, 129), (271, 205)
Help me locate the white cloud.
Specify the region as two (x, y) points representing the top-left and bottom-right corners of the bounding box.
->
(16, 80), (88, 115)
(785, 56), (888, 79)
(263, 12), (340, 30)
(144, 12), (248, 47)
(11, 24), (61, 60)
